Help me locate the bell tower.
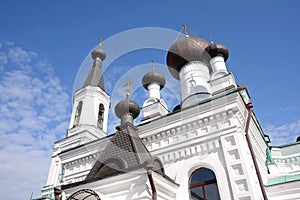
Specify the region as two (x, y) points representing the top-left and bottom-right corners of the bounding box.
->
(68, 39), (110, 138)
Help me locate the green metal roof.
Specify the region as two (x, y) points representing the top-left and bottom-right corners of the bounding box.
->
(32, 195), (55, 200)
(59, 144), (84, 154)
(267, 174), (300, 186)
(271, 141), (300, 148)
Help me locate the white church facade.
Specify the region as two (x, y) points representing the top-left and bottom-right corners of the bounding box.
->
(35, 30), (300, 200)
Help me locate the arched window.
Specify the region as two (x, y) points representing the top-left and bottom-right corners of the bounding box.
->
(67, 189), (101, 200)
(189, 168), (220, 200)
(97, 103), (105, 129)
(73, 101), (83, 127)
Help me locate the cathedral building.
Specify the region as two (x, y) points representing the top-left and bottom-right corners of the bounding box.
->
(36, 30), (300, 200)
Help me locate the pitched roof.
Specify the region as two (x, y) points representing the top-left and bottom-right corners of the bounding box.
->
(82, 59), (105, 91)
(85, 123), (152, 181)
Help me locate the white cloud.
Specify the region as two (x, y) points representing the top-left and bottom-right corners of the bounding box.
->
(264, 120), (300, 146)
(0, 41), (70, 199)
(8, 46), (37, 64)
(0, 51), (7, 63)
(0, 51), (7, 70)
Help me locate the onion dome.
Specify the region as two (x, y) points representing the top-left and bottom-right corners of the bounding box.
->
(206, 42), (229, 61)
(142, 70), (166, 90)
(115, 99), (140, 120)
(91, 47), (106, 61)
(166, 36), (211, 79)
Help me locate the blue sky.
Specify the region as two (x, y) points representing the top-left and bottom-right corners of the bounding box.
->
(0, 1), (300, 199)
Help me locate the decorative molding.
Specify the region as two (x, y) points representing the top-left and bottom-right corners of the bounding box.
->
(142, 109), (236, 145)
(220, 133), (253, 199)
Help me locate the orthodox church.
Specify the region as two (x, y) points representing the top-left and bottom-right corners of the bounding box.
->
(35, 29), (300, 200)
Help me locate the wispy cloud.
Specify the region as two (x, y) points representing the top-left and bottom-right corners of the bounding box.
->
(0, 41), (70, 199)
(264, 120), (300, 146)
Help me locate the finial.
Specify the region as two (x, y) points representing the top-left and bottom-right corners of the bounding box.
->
(182, 24), (189, 38)
(151, 59), (155, 71)
(124, 80), (133, 98)
(91, 37), (106, 61)
(99, 37), (103, 47)
(208, 32), (214, 43)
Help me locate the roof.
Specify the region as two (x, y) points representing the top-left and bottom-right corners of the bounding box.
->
(267, 174), (300, 186)
(142, 70), (166, 89)
(271, 141), (300, 148)
(32, 196), (55, 200)
(82, 58), (105, 91)
(85, 122), (153, 181)
(166, 36), (211, 79)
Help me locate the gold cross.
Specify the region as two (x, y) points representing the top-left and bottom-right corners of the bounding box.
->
(182, 24), (189, 38)
(151, 59), (155, 71)
(99, 37), (103, 47)
(124, 80), (133, 97)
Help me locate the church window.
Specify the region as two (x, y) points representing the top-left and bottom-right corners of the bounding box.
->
(73, 101), (83, 127)
(97, 103), (105, 129)
(189, 168), (220, 200)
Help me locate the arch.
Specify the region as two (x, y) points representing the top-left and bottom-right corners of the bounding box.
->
(174, 155), (233, 200)
(67, 189), (101, 200)
(73, 101), (83, 127)
(96, 158), (126, 178)
(189, 168), (220, 200)
(97, 103), (105, 129)
(103, 158), (125, 169)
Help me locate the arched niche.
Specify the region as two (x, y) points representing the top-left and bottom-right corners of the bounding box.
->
(67, 189), (101, 200)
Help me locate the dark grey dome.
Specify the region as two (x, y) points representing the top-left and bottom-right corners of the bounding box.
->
(166, 36), (211, 80)
(206, 42), (229, 61)
(91, 47), (106, 61)
(142, 70), (166, 90)
(115, 99), (140, 119)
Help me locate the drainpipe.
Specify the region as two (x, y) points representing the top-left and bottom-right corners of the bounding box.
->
(147, 170), (157, 200)
(143, 160), (157, 200)
(245, 103), (268, 200)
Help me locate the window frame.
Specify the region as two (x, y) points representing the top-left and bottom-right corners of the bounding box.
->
(189, 168), (220, 200)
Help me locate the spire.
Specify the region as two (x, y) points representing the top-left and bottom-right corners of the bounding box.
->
(68, 38), (111, 134)
(82, 38), (106, 91)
